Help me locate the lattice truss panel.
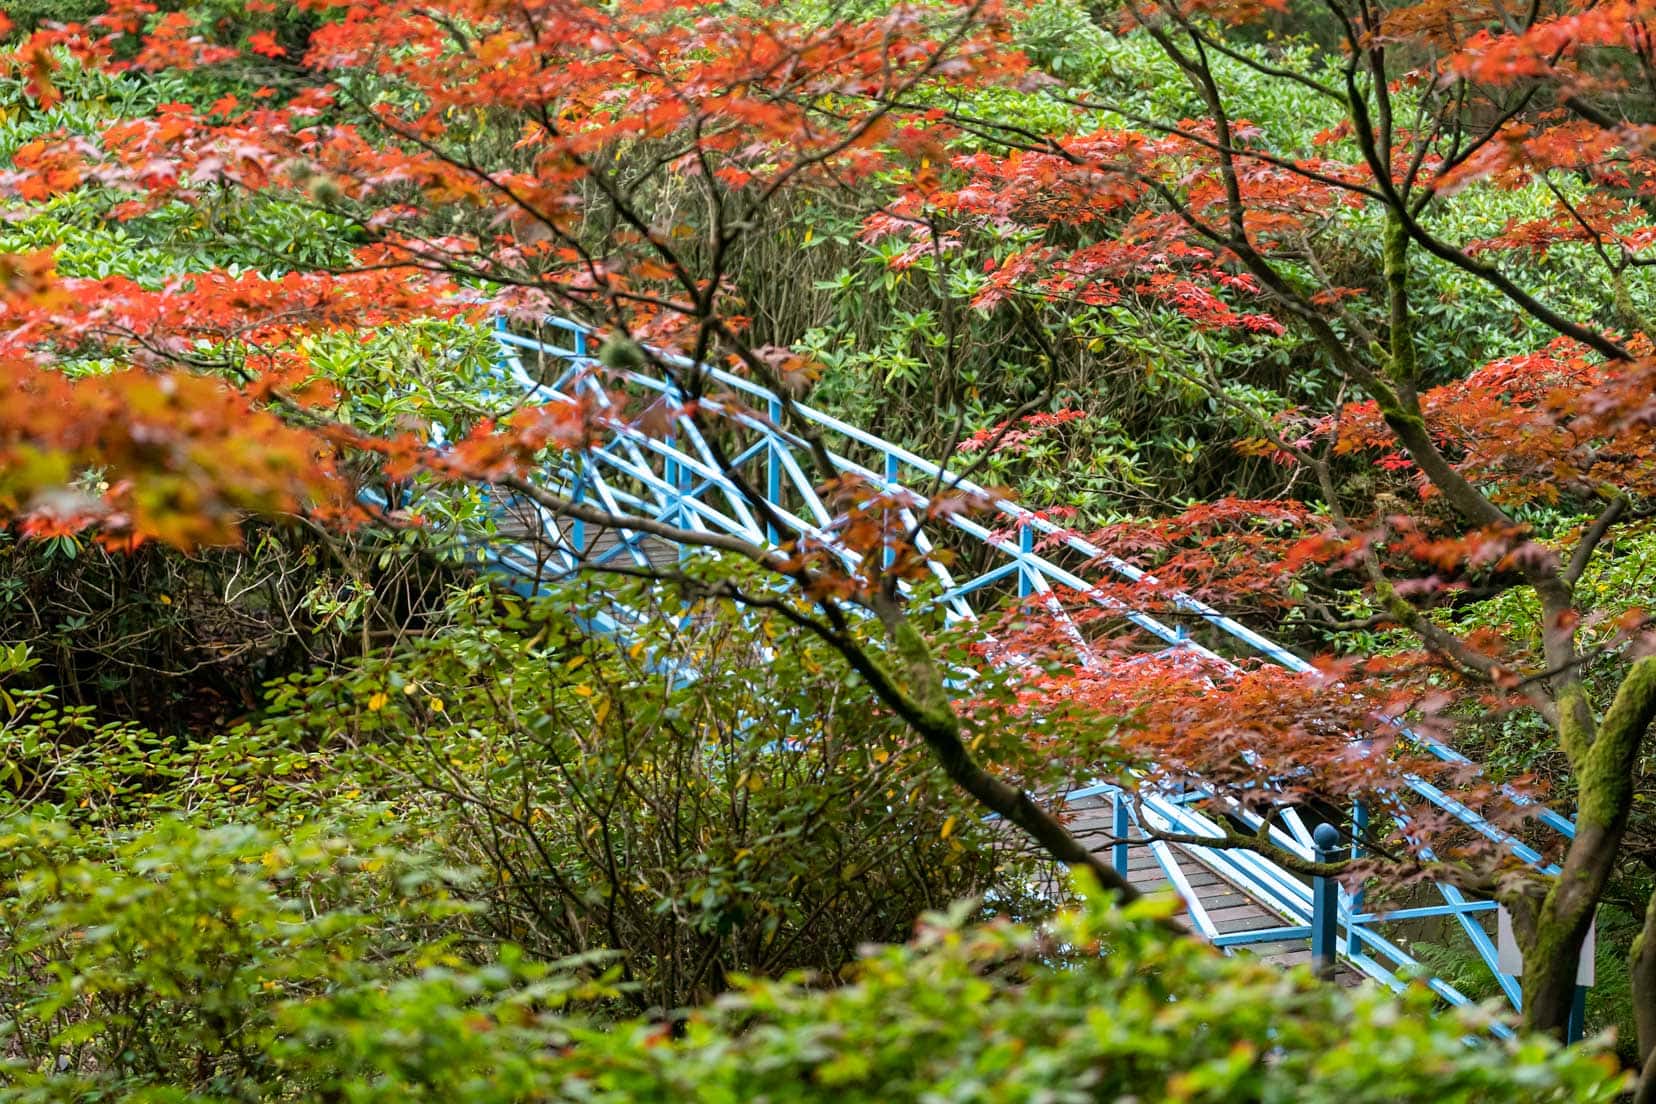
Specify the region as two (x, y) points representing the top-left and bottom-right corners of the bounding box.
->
(475, 316), (1576, 1018)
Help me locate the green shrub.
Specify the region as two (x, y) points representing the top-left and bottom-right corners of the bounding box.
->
(255, 579), (1046, 1015)
(571, 882), (1625, 1104)
(2, 846), (1616, 1103)
(0, 813), (475, 1100)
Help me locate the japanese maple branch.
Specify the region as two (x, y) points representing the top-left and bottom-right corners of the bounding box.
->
(1330, 8), (1633, 362)
(1563, 493), (1630, 589)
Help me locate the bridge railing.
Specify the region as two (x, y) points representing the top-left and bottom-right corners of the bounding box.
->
(478, 314), (1574, 1019)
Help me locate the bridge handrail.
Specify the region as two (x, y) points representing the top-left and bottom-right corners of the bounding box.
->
(480, 314), (1577, 1014)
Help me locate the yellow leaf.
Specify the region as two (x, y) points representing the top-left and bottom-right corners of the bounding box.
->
(940, 816), (957, 839)
(428, 697), (445, 713)
(367, 692), (388, 712)
(566, 654), (588, 671)
(572, 684), (594, 698)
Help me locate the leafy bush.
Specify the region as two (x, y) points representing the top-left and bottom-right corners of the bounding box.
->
(0, 813), (474, 1100)
(0, 650), (332, 832)
(1, 839), (1618, 1103)
(0, 524), (473, 734)
(571, 883), (1624, 1104)
(1, 575), (1050, 1018)
(255, 579), (1043, 1014)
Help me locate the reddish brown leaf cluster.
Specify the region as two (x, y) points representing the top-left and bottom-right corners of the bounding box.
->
(1321, 338), (1656, 510)
(867, 120), (1370, 331)
(1017, 499), (1345, 611)
(0, 357), (357, 548)
(3, 0), (1653, 905)
(956, 408), (1089, 454)
(0, 2), (1029, 547)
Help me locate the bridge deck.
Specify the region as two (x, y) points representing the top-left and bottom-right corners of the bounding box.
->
(490, 506), (680, 580)
(1064, 794), (1360, 981)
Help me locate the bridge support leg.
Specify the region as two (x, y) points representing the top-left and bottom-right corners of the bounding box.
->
(883, 452), (898, 570)
(1312, 823), (1341, 980)
(1347, 801), (1366, 956)
(570, 467), (585, 564)
(1111, 791), (1130, 879)
(766, 397), (782, 545)
(1018, 523), (1033, 598)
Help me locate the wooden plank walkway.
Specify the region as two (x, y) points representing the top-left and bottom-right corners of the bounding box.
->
(492, 499), (681, 573)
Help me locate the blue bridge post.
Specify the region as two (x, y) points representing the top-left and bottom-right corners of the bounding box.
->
(1347, 801), (1366, 956)
(663, 378), (681, 534)
(570, 325), (588, 558)
(1312, 823), (1341, 980)
(676, 419), (691, 565)
(884, 452), (899, 570)
(766, 396), (783, 546)
(1018, 523), (1033, 598)
(1111, 790), (1130, 878)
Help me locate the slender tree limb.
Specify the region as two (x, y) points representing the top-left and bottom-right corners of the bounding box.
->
(1564, 494), (1629, 589)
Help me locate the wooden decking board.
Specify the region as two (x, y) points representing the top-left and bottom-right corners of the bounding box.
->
(494, 503), (681, 571)
(1210, 909), (1287, 935)
(1188, 892), (1255, 913)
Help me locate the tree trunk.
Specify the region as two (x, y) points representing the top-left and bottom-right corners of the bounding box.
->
(1519, 897), (1592, 1037)
(1518, 812), (1626, 1037)
(1632, 889), (1656, 1104)
(1521, 658), (1656, 1036)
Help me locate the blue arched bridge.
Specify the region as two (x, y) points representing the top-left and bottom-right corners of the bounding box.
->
(450, 314), (1578, 1023)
